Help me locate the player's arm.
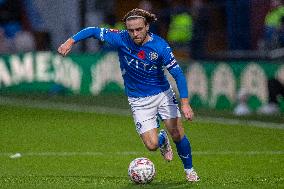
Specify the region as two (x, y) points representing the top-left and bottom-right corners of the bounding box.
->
(162, 46), (194, 121)
(167, 64), (194, 121)
(58, 27), (122, 56)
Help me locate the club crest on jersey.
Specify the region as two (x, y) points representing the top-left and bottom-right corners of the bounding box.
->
(137, 50), (146, 59)
(149, 52), (158, 60)
(136, 122), (142, 133)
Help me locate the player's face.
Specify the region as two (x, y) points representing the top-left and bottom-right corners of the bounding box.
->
(126, 18), (149, 45)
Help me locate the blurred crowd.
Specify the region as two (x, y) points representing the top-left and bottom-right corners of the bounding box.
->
(260, 0), (284, 50)
(1, 0), (284, 59)
(0, 0), (47, 54)
(0, 0), (50, 54)
(0, 0), (34, 53)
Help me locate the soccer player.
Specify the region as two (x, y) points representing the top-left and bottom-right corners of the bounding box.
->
(58, 8), (199, 182)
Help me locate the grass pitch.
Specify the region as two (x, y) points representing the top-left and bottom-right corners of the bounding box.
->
(0, 103), (283, 188)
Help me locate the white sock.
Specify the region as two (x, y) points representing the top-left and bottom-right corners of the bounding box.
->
(184, 168), (194, 174)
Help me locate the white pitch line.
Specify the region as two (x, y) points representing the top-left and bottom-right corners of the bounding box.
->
(195, 116), (284, 129)
(2, 151), (284, 157)
(0, 96), (284, 129)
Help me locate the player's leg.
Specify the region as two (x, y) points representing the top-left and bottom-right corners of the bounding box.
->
(140, 128), (159, 151)
(163, 118), (192, 169)
(163, 118), (199, 182)
(128, 96), (161, 152)
(164, 118), (199, 182)
(157, 128), (173, 161)
(158, 89), (199, 182)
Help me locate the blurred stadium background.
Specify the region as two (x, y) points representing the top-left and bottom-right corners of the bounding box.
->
(0, 0), (284, 117)
(0, 0), (283, 188)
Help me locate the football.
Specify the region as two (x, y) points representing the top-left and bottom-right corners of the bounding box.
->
(128, 157), (156, 184)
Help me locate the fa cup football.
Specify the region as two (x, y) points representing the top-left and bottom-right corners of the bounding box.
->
(128, 157), (156, 184)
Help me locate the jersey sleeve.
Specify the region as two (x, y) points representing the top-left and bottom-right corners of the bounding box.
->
(161, 45), (188, 98)
(72, 27), (123, 48)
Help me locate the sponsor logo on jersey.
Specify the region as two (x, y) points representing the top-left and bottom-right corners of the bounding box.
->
(124, 56), (158, 71)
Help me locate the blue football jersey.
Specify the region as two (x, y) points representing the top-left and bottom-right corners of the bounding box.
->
(72, 27), (188, 98)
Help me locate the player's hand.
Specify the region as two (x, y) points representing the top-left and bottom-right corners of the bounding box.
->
(181, 104), (194, 121)
(57, 38), (74, 56)
(180, 98), (194, 121)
